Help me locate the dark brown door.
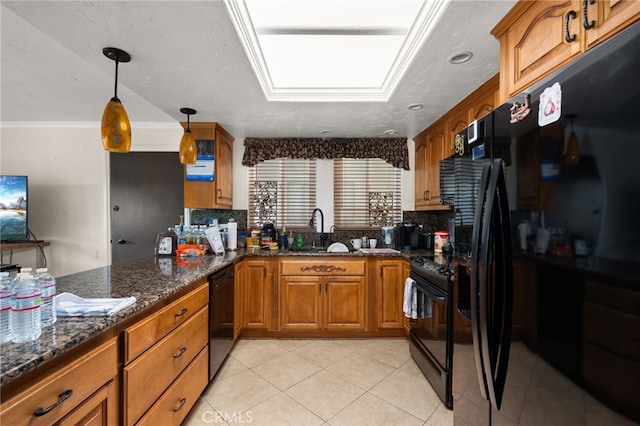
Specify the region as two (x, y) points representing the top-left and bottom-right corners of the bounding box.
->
(110, 152), (183, 264)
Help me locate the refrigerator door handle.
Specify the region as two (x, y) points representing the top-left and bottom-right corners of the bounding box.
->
(478, 160), (514, 410)
(470, 163), (491, 400)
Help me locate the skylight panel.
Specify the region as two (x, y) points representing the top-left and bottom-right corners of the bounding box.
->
(224, 0), (450, 101)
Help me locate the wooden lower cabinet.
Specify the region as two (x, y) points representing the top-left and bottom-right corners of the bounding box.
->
(241, 258), (274, 330)
(513, 257), (537, 351)
(372, 258), (407, 330)
(136, 348), (209, 426)
(57, 380), (117, 426)
(582, 280), (640, 420)
(279, 258), (367, 332)
(122, 282), (209, 426)
(0, 338), (118, 426)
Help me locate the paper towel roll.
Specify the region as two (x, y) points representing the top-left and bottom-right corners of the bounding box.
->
(227, 220), (237, 250)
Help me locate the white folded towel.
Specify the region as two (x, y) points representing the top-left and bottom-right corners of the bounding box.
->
(402, 277), (432, 319)
(55, 292), (136, 317)
(403, 277), (416, 319)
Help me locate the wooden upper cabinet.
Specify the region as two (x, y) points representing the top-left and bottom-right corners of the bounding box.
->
(584, 0), (640, 48)
(413, 75), (498, 211)
(492, 0), (582, 101)
(182, 122), (234, 209)
(492, 0), (639, 102)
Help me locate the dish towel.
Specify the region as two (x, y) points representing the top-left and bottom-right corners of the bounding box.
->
(55, 292), (136, 317)
(402, 277), (432, 319)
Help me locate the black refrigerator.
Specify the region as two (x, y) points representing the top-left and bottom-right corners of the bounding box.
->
(448, 21), (640, 426)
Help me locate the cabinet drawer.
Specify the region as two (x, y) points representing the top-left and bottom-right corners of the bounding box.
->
(281, 258), (366, 276)
(136, 347), (209, 426)
(0, 338), (117, 425)
(124, 306), (208, 426)
(583, 300), (640, 359)
(585, 280), (640, 315)
(124, 282), (208, 362)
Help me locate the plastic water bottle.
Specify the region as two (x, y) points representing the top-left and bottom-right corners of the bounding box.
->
(10, 272), (42, 343)
(36, 268), (57, 326)
(0, 272), (12, 344)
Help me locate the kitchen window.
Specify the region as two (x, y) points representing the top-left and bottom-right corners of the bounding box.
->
(248, 158), (316, 228)
(334, 158), (401, 228)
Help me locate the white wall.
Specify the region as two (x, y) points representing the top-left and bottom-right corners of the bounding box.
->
(1, 124), (416, 276)
(0, 123), (183, 277)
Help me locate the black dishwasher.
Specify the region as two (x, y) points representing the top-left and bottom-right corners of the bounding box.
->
(208, 264), (235, 380)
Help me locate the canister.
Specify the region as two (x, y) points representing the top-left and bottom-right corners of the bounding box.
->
(434, 231), (449, 252)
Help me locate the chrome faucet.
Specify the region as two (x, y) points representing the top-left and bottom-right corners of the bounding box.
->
(309, 208), (328, 247)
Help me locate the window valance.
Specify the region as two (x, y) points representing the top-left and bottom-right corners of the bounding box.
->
(242, 137), (410, 170)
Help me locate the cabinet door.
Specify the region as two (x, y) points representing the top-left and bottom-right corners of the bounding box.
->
(414, 137), (430, 210)
(214, 128), (234, 208)
(427, 124), (445, 205)
(243, 259), (272, 329)
(280, 276), (323, 330)
(585, 0), (640, 48)
(183, 123), (234, 209)
(374, 259), (405, 330)
(496, 0), (583, 100)
(324, 276), (367, 331)
(446, 107), (468, 159)
(57, 380), (117, 426)
(514, 258), (537, 352)
(234, 261), (245, 340)
(0, 339), (117, 426)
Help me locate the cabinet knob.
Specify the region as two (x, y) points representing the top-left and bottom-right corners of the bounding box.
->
(117, 239), (127, 245)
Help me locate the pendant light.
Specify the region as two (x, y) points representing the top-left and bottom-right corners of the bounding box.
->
(101, 47), (131, 153)
(179, 108), (198, 164)
(564, 114), (580, 166)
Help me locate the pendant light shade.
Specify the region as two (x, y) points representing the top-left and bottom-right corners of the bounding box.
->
(179, 107), (197, 165)
(101, 47), (131, 153)
(564, 114), (580, 166)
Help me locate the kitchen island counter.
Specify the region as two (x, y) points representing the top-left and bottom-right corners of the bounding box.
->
(0, 251), (242, 389)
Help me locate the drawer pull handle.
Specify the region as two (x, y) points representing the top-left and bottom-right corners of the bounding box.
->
(300, 265), (347, 273)
(173, 346), (187, 358)
(172, 397), (187, 412)
(33, 389), (73, 417)
(175, 308), (188, 317)
(565, 10), (577, 43)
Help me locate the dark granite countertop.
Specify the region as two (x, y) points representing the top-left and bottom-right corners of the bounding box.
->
(0, 247), (415, 388)
(0, 251), (242, 388)
(515, 251), (640, 288)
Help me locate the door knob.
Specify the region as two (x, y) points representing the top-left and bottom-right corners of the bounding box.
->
(113, 205), (120, 211)
(118, 239), (127, 244)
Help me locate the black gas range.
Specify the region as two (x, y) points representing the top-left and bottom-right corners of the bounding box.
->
(407, 254), (455, 409)
(409, 255), (454, 289)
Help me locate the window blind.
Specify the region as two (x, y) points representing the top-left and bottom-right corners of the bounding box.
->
(248, 159), (316, 228)
(334, 158), (401, 228)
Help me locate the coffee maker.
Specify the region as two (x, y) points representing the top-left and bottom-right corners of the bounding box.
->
(395, 222), (419, 250)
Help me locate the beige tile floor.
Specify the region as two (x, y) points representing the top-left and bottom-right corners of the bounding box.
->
(183, 338), (452, 426)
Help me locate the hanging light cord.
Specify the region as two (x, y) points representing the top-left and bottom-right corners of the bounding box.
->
(113, 59), (120, 101)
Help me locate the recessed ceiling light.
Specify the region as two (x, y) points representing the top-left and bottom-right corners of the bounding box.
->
(448, 51), (473, 64)
(407, 103), (424, 111)
(384, 129), (398, 136)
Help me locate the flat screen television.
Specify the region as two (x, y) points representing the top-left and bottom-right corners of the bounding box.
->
(0, 175), (29, 242)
